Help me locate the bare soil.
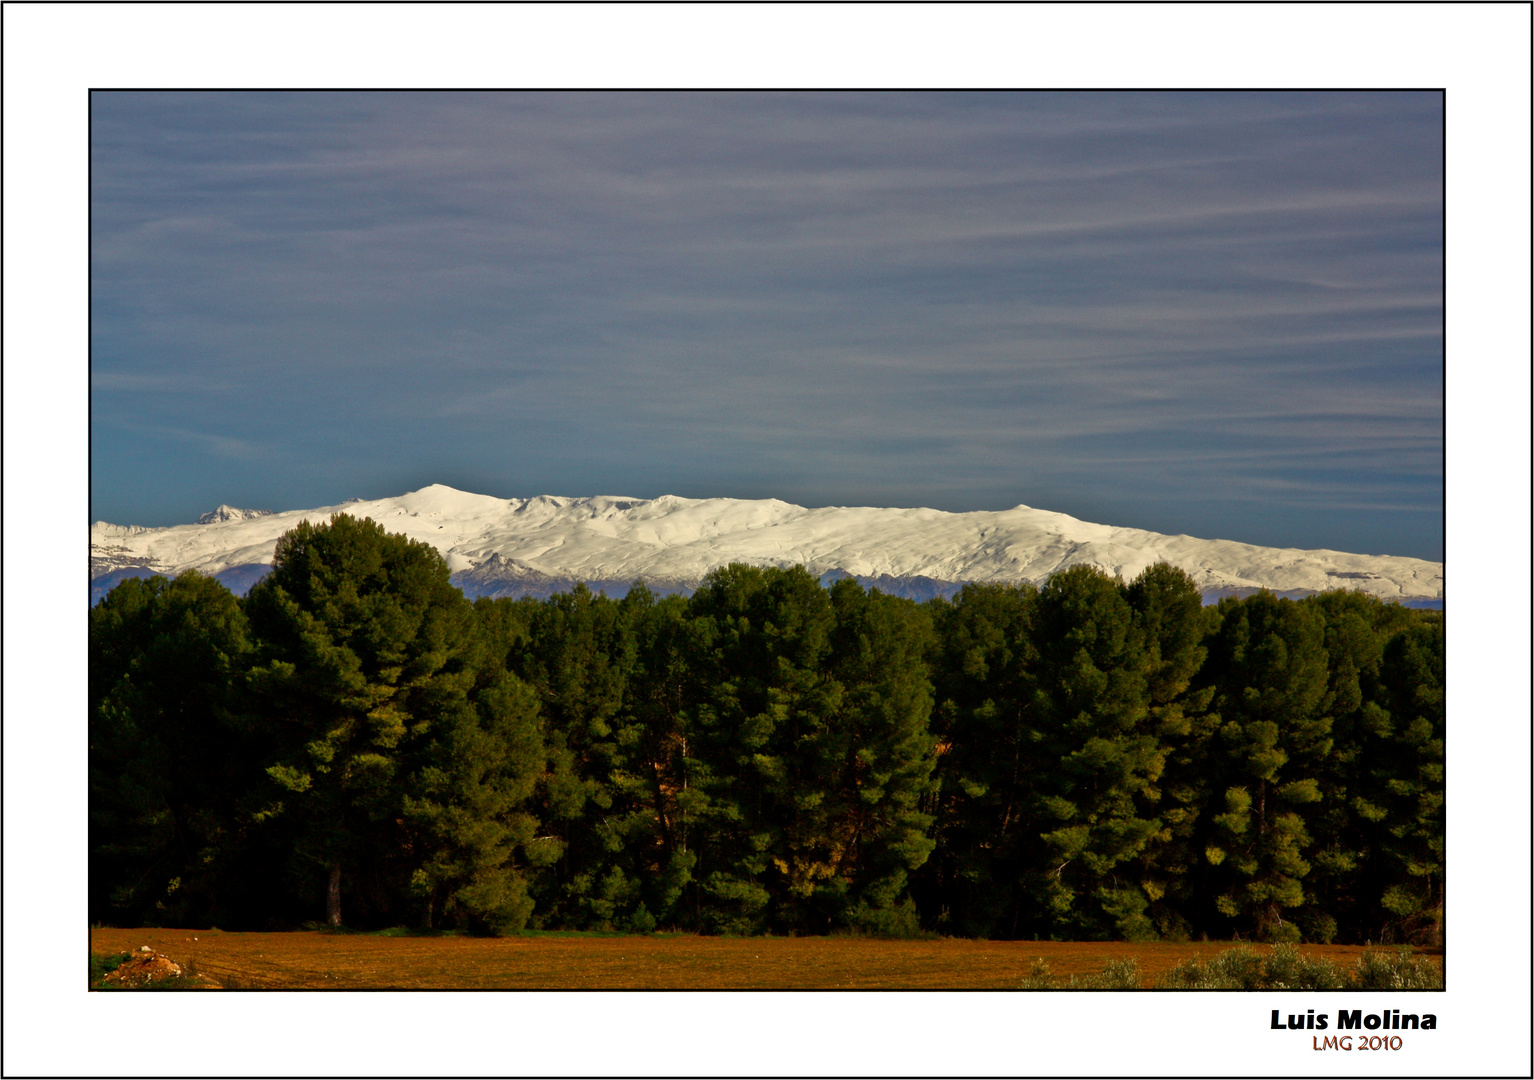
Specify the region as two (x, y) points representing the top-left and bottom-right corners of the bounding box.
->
(88, 929), (1442, 990)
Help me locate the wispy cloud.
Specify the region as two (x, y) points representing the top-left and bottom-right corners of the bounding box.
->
(90, 91), (1442, 559)
(96, 417), (269, 460)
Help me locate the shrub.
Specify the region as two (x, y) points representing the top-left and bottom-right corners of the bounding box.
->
(1158, 952), (1225, 989)
(1018, 956), (1142, 989)
(1178, 944), (1266, 989)
(1261, 944), (1346, 990)
(846, 898), (927, 939)
(1081, 957), (1142, 989)
(1349, 948), (1443, 990)
(1157, 945), (1289, 989)
(1154, 944), (1441, 989)
(1019, 958), (1056, 989)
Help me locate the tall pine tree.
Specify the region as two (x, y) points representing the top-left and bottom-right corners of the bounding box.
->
(90, 572), (258, 926)
(1200, 592), (1333, 941)
(918, 582), (1040, 937)
(244, 514), (484, 928)
(1027, 565), (1161, 939)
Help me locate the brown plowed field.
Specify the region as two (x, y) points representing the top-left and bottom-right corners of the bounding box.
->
(88, 929), (1440, 990)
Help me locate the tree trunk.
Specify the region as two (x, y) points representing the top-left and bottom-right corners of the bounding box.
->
(327, 863), (343, 927)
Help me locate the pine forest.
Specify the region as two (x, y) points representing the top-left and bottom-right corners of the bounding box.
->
(90, 514), (1445, 945)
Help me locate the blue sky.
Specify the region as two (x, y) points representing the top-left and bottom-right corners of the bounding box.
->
(91, 91), (1443, 560)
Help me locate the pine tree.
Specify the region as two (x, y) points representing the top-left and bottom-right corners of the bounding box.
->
(815, 581), (939, 935)
(90, 572), (257, 926)
(243, 514), (482, 928)
(1125, 563), (1216, 940)
(1293, 591), (1416, 941)
(684, 564), (843, 933)
(401, 665), (553, 934)
(506, 582), (651, 929)
(1370, 615), (1445, 945)
(1200, 592), (1333, 941)
(607, 586), (704, 930)
(917, 582), (1040, 937)
(1026, 565), (1161, 939)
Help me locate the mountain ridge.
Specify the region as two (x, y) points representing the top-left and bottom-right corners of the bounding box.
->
(90, 484), (1444, 606)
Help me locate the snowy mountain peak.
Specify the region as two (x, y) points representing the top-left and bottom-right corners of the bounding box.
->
(196, 505), (274, 525)
(91, 484), (1444, 607)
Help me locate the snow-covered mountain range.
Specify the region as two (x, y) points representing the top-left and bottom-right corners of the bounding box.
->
(90, 484), (1444, 606)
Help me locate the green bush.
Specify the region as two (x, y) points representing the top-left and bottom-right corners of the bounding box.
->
(1153, 944), (1440, 989)
(1349, 948), (1443, 990)
(1261, 944), (1347, 990)
(846, 898), (927, 939)
(1156, 945), (1314, 989)
(1018, 956), (1142, 989)
(1081, 957), (1142, 989)
(1156, 945), (1267, 989)
(1019, 958), (1057, 989)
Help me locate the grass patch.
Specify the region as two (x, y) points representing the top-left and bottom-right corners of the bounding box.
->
(319, 925), (677, 939)
(514, 927), (681, 939)
(89, 952), (128, 985)
(1019, 944), (1441, 990)
(300, 921), (467, 937)
(368, 926), (463, 938)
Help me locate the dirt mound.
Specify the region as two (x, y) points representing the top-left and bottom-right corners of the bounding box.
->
(102, 947), (185, 986)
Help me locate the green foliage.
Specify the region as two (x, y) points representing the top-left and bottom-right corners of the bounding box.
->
(1026, 566), (1163, 938)
(918, 581), (1041, 937)
(505, 583), (701, 932)
(1088, 957), (1144, 989)
(241, 518), (430, 921)
(1156, 944), (1296, 989)
(402, 670), (548, 934)
(679, 566), (941, 935)
(1259, 943), (1348, 990)
(1017, 956), (1142, 989)
(1197, 593), (1335, 940)
(1152, 943), (1438, 989)
(1156, 945), (1257, 989)
(242, 514), (541, 932)
(89, 536), (1442, 945)
(89, 572), (259, 926)
(1349, 948), (1444, 989)
(1153, 945), (1435, 987)
(1365, 620), (1445, 946)
(89, 952), (128, 984)
(1018, 957), (1057, 989)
